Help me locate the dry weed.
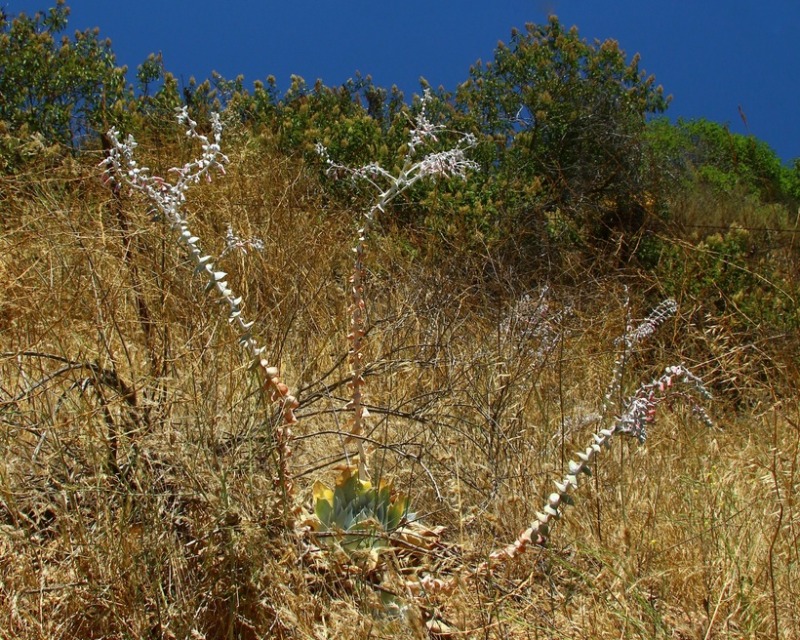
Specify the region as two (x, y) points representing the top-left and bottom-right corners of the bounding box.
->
(1, 127), (798, 639)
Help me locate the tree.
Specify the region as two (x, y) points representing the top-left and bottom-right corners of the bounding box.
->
(456, 16), (669, 238)
(0, 0), (130, 149)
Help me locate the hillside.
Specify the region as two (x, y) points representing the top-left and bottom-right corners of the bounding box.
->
(1, 5), (799, 639)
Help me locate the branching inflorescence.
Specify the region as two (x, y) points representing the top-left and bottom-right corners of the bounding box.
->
(602, 295), (678, 416)
(316, 89), (478, 478)
(412, 363), (713, 595)
(101, 108), (298, 510)
(221, 223), (265, 258)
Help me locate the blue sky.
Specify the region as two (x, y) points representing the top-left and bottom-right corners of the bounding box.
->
(8, 1), (800, 163)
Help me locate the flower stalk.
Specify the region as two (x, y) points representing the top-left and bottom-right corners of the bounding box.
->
(317, 89), (478, 479)
(101, 108), (298, 511)
(408, 300), (711, 596)
(484, 364), (712, 571)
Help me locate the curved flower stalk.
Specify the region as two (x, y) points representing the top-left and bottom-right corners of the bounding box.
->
(317, 89), (478, 478)
(410, 364), (712, 596)
(100, 108), (298, 508)
(487, 364), (712, 561)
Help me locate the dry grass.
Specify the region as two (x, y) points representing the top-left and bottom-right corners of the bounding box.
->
(1, 133), (798, 639)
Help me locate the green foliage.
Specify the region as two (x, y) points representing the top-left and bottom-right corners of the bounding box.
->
(454, 15), (669, 237)
(135, 52), (163, 95)
(646, 117), (798, 205)
(249, 75), (280, 123)
(181, 76), (219, 123)
(131, 54), (184, 136)
(0, 0), (130, 150)
(640, 226), (799, 331)
(140, 71), (182, 124)
(270, 75), (394, 167)
(790, 159), (800, 202)
(311, 466), (412, 551)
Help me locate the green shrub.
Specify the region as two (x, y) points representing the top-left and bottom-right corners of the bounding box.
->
(0, 0), (130, 150)
(454, 16), (669, 238)
(641, 226), (799, 332)
(646, 117), (798, 206)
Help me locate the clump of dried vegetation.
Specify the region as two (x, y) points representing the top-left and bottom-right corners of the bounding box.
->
(1, 105), (798, 640)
